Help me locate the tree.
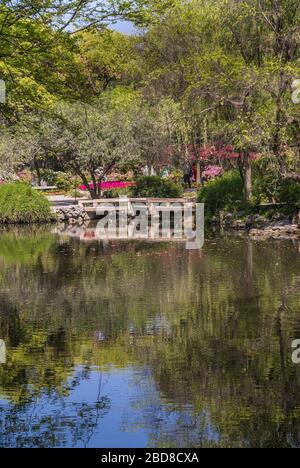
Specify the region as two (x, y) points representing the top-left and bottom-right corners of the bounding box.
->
(136, 0), (300, 199)
(0, 1), (173, 119)
(75, 29), (137, 97)
(33, 95), (142, 198)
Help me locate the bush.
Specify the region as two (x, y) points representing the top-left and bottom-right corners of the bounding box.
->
(278, 180), (300, 207)
(105, 187), (133, 198)
(198, 171), (244, 219)
(39, 169), (74, 190)
(251, 171), (300, 207)
(169, 169), (184, 185)
(0, 170), (19, 183)
(39, 169), (57, 186)
(252, 171), (283, 204)
(55, 172), (75, 190)
(132, 176), (183, 198)
(0, 183), (54, 224)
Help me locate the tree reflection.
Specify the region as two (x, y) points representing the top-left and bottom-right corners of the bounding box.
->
(0, 227), (300, 447)
(0, 368), (110, 448)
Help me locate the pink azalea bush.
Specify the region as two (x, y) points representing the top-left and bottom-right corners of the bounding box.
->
(202, 166), (224, 179)
(79, 181), (135, 191)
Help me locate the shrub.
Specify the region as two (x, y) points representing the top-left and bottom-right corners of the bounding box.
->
(54, 172), (75, 190)
(39, 169), (74, 190)
(251, 170), (300, 207)
(278, 180), (300, 207)
(131, 176), (183, 198)
(0, 170), (19, 183)
(198, 171), (244, 219)
(39, 169), (57, 186)
(105, 187), (133, 198)
(252, 172), (282, 204)
(169, 169), (184, 185)
(0, 183), (54, 224)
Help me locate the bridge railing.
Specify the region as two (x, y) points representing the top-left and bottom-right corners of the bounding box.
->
(78, 198), (195, 216)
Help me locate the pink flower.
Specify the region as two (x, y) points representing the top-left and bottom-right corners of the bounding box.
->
(79, 181), (135, 191)
(202, 166), (224, 179)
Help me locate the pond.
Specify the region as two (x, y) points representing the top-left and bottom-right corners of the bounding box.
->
(0, 225), (300, 448)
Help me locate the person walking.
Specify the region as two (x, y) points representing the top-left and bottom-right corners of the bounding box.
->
(183, 161), (192, 189)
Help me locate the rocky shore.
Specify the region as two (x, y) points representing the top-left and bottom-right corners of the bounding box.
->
(249, 224), (300, 240)
(213, 208), (300, 240)
(53, 205), (90, 225)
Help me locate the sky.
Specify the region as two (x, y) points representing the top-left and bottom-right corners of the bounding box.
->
(112, 21), (135, 34)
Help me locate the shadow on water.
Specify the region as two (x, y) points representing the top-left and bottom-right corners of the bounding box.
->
(0, 225), (300, 447)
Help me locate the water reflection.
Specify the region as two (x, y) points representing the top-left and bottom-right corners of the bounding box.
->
(0, 340), (5, 364)
(0, 226), (299, 447)
(53, 221), (198, 244)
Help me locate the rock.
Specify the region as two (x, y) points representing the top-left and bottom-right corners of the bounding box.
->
(53, 205), (88, 225)
(251, 215), (268, 228)
(249, 224), (300, 240)
(271, 218), (291, 227)
(292, 209), (300, 226)
(232, 219), (246, 230)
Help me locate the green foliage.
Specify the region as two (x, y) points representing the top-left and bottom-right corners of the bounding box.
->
(40, 99), (141, 198)
(198, 168), (300, 222)
(0, 1), (170, 118)
(278, 181), (300, 207)
(39, 170), (75, 190)
(252, 155), (300, 207)
(198, 171), (244, 219)
(76, 29), (136, 96)
(104, 188), (133, 198)
(252, 172), (283, 204)
(54, 173), (74, 191)
(1, 0), (300, 208)
(38, 169), (57, 186)
(132, 176), (183, 198)
(169, 169), (184, 185)
(0, 183), (53, 224)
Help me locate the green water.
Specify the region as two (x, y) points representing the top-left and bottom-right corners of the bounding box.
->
(0, 225), (300, 448)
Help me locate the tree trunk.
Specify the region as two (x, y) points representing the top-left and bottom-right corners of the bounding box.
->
(196, 161), (201, 185)
(34, 159), (41, 186)
(90, 172), (98, 199)
(244, 152), (252, 202)
(75, 168), (95, 199)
